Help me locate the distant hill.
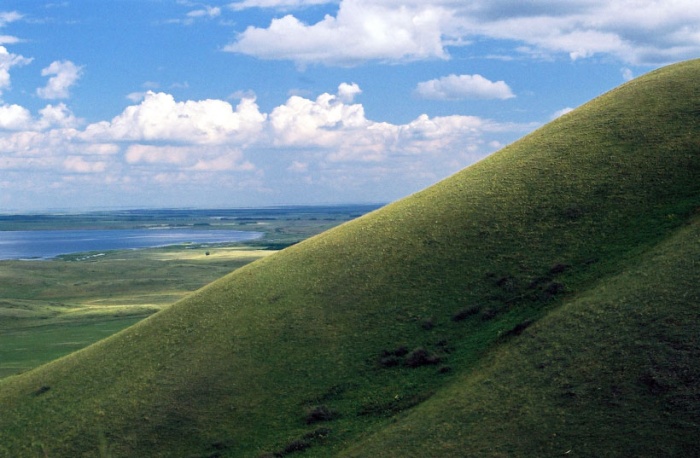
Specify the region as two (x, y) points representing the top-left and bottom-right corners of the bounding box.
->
(0, 59), (698, 457)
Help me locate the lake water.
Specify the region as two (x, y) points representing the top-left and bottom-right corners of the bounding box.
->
(0, 228), (263, 260)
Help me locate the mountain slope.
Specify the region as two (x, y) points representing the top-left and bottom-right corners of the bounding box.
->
(0, 59), (698, 457)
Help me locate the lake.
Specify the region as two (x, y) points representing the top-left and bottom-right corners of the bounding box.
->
(0, 228), (263, 260)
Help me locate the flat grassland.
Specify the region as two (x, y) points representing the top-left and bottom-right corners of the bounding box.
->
(0, 246), (273, 378)
(0, 206), (377, 378)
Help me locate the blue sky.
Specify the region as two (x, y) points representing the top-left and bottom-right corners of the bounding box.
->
(0, 1), (698, 211)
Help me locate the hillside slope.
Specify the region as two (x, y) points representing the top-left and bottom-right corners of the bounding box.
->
(342, 214), (700, 457)
(0, 59), (698, 457)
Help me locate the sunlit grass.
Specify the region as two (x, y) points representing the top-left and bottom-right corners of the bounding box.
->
(0, 246), (275, 379)
(147, 247), (274, 262)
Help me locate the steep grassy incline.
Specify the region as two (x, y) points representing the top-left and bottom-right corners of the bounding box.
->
(342, 214), (700, 457)
(0, 59), (698, 457)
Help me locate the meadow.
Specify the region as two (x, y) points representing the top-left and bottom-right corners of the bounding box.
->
(0, 246), (273, 378)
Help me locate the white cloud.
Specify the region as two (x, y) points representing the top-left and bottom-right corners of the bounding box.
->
(269, 83), (531, 164)
(225, 0), (700, 66)
(0, 102), (81, 131)
(621, 67), (634, 81)
(35, 103), (82, 130)
(269, 83), (370, 148)
(191, 150), (255, 171)
(0, 35), (20, 45)
(0, 85), (535, 206)
(168, 4), (222, 25)
(126, 92), (147, 103)
(82, 92), (267, 145)
(228, 0), (335, 11)
(337, 82), (361, 102)
(0, 46), (32, 96)
(552, 107), (574, 119)
(288, 160), (309, 172)
(0, 101), (102, 176)
(226, 0), (452, 65)
(187, 6), (221, 18)
(0, 103), (32, 130)
(36, 60), (83, 99)
(415, 74), (515, 100)
(229, 89), (257, 100)
(0, 129), (78, 172)
(461, 0), (700, 65)
(0, 11), (23, 27)
(63, 156), (107, 173)
(124, 144), (254, 172)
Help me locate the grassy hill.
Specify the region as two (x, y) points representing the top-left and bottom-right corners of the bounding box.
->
(0, 59), (698, 457)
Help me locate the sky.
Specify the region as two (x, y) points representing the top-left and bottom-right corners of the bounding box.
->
(0, 1), (699, 211)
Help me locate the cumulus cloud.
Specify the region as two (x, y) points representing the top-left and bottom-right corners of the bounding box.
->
(0, 103), (31, 130)
(0, 128), (83, 173)
(269, 83), (369, 148)
(0, 85), (535, 206)
(337, 82), (361, 102)
(82, 91), (267, 145)
(0, 102), (81, 131)
(0, 46), (32, 96)
(225, 0), (700, 66)
(226, 0), (453, 65)
(415, 74), (515, 100)
(36, 60), (83, 99)
(35, 104), (82, 130)
(268, 83), (530, 164)
(258, 84), (533, 199)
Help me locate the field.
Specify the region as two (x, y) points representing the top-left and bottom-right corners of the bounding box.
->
(0, 205), (379, 378)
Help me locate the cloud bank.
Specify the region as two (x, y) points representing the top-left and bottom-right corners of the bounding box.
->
(225, 0), (700, 66)
(0, 83), (534, 206)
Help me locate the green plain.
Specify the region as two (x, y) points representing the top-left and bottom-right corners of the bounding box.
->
(0, 246), (274, 378)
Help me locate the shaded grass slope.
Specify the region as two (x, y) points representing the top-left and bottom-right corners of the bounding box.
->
(0, 59), (698, 457)
(341, 213), (700, 457)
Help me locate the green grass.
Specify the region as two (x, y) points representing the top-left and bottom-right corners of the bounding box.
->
(0, 246), (274, 378)
(0, 317), (143, 379)
(340, 214), (700, 457)
(0, 59), (698, 457)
